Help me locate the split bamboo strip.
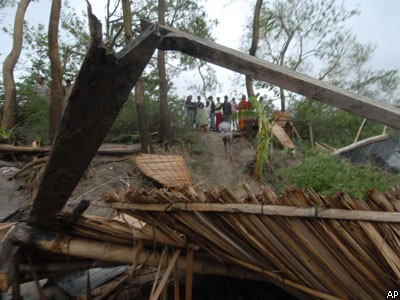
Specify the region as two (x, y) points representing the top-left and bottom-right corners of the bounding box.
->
(285, 191), (382, 298)
(203, 245), (341, 300)
(167, 208), (332, 299)
(284, 194), (369, 299)
(150, 247), (168, 299)
(57, 213), (186, 248)
(236, 213), (328, 291)
(358, 221), (400, 281)
(93, 201), (400, 222)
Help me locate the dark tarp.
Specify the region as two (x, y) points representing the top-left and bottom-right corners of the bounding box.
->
(339, 136), (400, 173)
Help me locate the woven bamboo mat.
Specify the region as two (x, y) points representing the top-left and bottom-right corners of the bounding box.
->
(132, 154), (192, 188)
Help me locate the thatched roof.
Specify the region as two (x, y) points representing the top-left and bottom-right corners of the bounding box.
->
(95, 185), (400, 300)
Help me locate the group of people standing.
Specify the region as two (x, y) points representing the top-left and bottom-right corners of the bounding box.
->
(32, 76), (73, 101)
(185, 94), (251, 161)
(185, 94), (250, 133)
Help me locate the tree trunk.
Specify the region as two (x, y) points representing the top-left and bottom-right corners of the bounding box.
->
(48, 0), (64, 142)
(279, 87), (286, 112)
(135, 78), (154, 152)
(121, 0), (132, 42)
(245, 0), (263, 99)
(158, 0), (171, 144)
(1, 0), (30, 130)
(279, 32), (294, 112)
(122, 0), (153, 153)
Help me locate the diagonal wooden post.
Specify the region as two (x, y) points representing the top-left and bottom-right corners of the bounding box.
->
(27, 12), (160, 228)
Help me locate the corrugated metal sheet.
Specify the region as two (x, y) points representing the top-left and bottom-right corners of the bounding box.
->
(53, 265), (129, 297)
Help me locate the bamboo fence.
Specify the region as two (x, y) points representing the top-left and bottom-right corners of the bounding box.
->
(93, 185), (400, 300)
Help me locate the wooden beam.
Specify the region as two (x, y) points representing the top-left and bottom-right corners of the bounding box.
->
(141, 21), (400, 131)
(27, 17), (160, 228)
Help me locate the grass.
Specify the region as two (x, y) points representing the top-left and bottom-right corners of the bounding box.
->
(275, 148), (399, 199)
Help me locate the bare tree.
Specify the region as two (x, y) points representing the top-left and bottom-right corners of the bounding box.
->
(245, 0), (263, 99)
(158, 0), (171, 144)
(121, 0), (153, 153)
(1, 0), (30, 130)
(48, 0), (63, 142)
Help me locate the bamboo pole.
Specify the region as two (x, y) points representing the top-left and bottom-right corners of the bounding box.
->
(9, 225), (264, 282)
(93, 201), (400, 223)
(333, 134), (388, 155)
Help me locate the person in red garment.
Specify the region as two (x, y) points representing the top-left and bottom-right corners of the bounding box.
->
(238, 95), (249, 131)
(215, 97), (223, 131)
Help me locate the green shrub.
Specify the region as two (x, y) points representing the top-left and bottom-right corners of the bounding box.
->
(18, 95), (50, 143)
(276, 149), (399, 198)
(291, 99), (400, 148)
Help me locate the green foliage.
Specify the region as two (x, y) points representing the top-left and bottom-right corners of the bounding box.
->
(17, 94), (50, 143)
(108, 97), (138, 142)
(291, 99), (400, 148)
(276, 149), (399, 198)
(108, 92), (186, 142)
(20, 1), (89, 80)
(0, 0), (15, 10)
(249, 97), (272, 178)
(0, 123), (18, 142)
(245, 0), (400, 112)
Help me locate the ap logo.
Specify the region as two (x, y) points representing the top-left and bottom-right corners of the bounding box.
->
(387, 291), (399, 299)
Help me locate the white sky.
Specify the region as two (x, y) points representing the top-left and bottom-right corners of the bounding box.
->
(1, 0), (399, 98)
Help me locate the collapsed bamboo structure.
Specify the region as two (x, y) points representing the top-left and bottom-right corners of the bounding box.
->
(2, 6), (399, 298)
(89, 185), (400, 300)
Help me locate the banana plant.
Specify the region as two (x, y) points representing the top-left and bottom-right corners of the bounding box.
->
(248, 97), (272, 179)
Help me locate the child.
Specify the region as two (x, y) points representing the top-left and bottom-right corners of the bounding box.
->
(219, 117), (233, 161)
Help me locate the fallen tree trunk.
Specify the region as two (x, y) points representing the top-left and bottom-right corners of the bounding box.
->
(0, 144), (141, 155)
(27, 10), (159, 228)
(141, 21), (400, 131)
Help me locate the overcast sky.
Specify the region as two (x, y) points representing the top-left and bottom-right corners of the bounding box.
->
(1, 0), (399, 97)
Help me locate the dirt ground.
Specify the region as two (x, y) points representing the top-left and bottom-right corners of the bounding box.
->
(0, 129), (261, 222)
